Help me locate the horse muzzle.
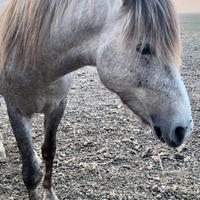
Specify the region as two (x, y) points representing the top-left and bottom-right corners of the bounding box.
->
(153, 119), (194, 148)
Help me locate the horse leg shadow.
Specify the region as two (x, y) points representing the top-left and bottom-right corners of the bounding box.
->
(6, 105), (43, 200)
(42, 100), (66, 200)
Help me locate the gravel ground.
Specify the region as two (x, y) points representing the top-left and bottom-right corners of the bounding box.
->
(0, 32), (200, 200)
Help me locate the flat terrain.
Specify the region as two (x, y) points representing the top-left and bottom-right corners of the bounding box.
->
(0, 32), (200, 200)
(179, 14), (200, 32)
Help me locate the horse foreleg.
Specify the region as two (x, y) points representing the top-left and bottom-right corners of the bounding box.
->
(7, 106), (42, 200)
(42, 100), (66, 200)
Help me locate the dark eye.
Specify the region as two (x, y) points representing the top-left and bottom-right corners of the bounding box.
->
(137, 44), (153, 55)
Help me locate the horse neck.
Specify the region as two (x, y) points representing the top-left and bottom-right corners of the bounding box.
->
(42, 0), (109, 82)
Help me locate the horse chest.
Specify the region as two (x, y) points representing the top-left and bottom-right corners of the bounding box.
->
(2, 74), (71, 115)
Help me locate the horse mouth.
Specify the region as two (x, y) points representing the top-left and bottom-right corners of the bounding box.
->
(153, 126), (181, 148)
(154, 126), (165, 143)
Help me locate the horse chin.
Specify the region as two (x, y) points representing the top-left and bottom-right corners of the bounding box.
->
(134, 112), (152, 127)
(120, 98), (152, 127)
(140, 116), (152, 127)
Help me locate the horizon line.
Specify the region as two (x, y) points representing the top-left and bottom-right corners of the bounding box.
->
(177, 11), (200, 14)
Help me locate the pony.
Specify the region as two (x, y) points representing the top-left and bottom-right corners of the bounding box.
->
(0, 0), (193, 199)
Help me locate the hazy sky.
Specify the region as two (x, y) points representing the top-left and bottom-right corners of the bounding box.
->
(173, 0), (200, 13)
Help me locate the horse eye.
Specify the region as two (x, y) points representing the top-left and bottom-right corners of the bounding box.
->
(137, 44), (153, 55)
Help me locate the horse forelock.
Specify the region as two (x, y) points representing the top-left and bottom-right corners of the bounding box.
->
(120, 0), (181, 67)
(0, 0), (72, 71)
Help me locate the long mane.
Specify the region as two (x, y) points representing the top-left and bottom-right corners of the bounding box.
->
(121, 0), (181, 66)
(0, 0), (181, 71)
(0, 0), (71, 69)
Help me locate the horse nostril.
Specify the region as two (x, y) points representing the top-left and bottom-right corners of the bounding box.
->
(175, 126), (186, 143)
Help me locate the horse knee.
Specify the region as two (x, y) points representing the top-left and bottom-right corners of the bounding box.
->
(22, 159), (43, 190)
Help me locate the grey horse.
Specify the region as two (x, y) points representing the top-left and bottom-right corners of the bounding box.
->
(0, 0), (193, 199)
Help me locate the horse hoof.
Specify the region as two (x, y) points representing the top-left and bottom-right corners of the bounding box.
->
(43, 189), (59, 200)
(28, 188), (41, 200)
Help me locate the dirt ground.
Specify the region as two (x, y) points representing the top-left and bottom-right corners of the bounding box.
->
(0, 32), (200, 200)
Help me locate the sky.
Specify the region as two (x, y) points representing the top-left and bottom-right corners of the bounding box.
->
(173, 0), (200, 13)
